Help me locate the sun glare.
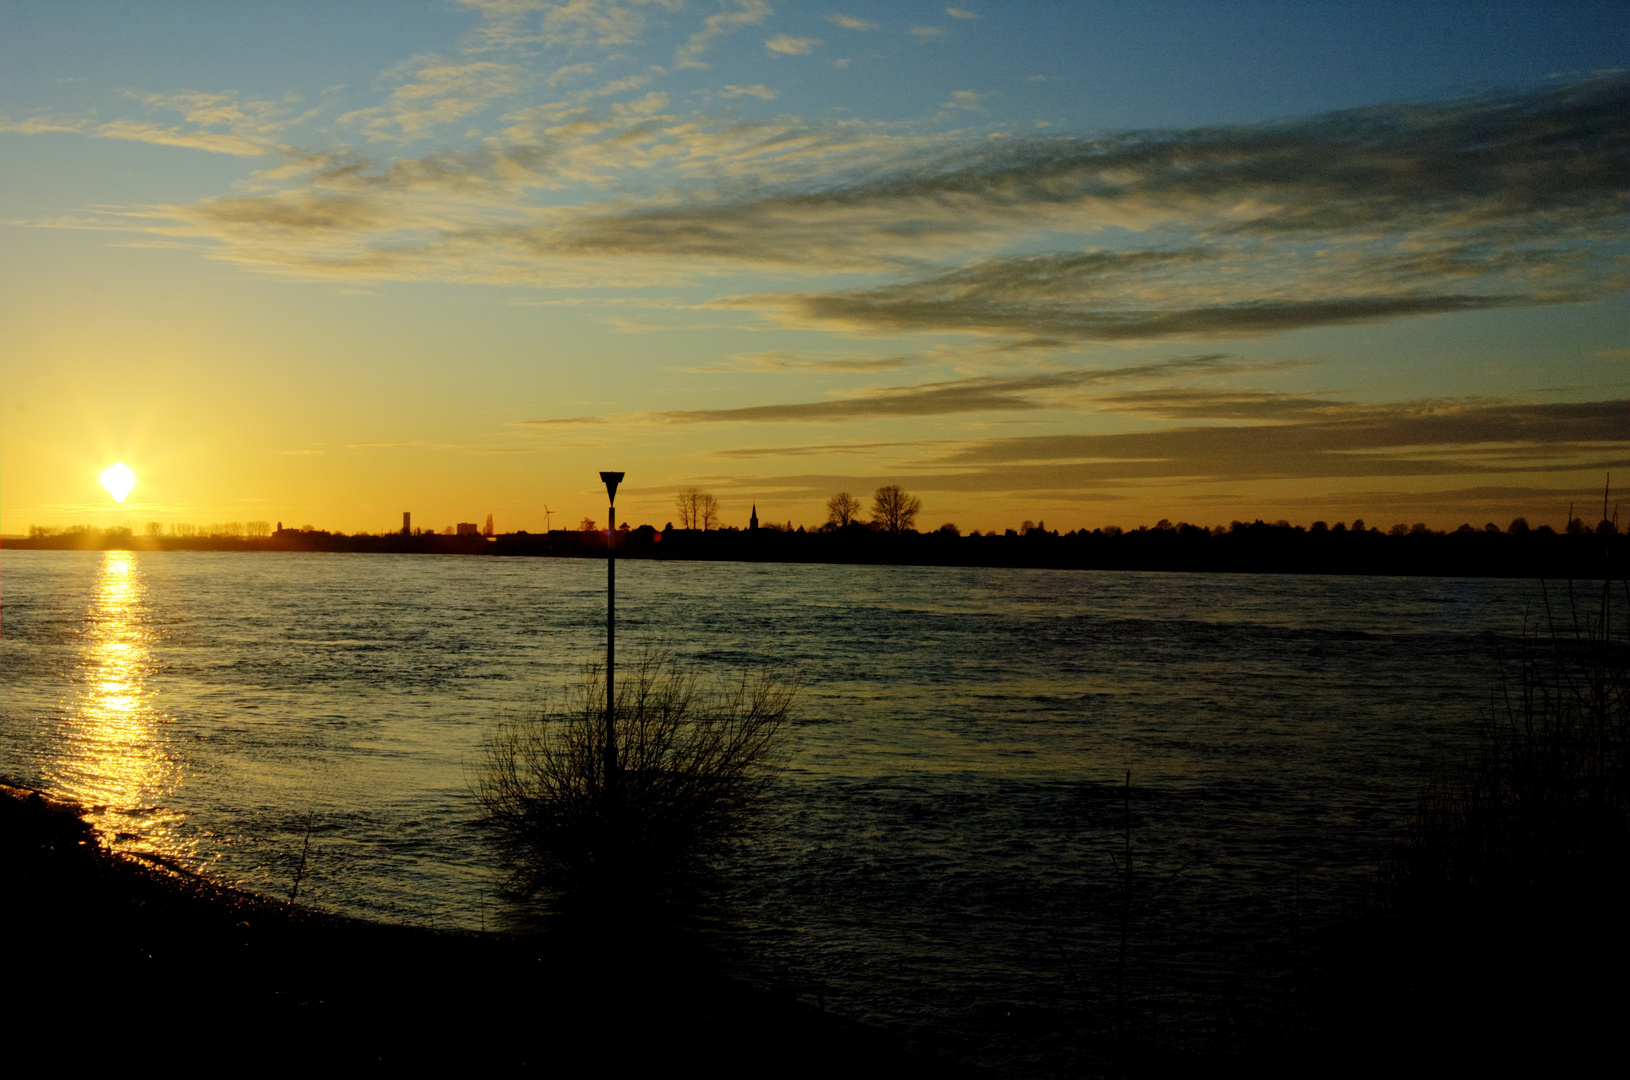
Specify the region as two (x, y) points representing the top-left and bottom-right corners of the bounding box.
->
(100, 462), (137, 504)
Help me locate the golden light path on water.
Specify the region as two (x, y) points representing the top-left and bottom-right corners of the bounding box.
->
(46, 550), (184, 856)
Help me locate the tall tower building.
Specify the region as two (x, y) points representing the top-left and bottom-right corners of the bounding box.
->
(402, 511), (411, 535)
(750, 504), (759, 531)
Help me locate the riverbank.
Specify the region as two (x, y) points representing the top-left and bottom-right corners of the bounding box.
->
(0, 783), (950, 1073)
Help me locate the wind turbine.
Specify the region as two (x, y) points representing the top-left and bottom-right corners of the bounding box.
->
(542, 504), (553, 533)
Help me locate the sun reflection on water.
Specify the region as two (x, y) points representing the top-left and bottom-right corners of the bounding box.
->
(46, 551), (184, 855)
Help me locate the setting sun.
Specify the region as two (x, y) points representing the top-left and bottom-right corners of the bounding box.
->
(99, 463), (136, 504)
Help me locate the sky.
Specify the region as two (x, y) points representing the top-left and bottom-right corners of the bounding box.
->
(1, 0), (1626, 536)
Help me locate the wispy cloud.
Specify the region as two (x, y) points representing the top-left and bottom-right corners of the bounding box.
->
(721, 84), (779, 100)
(827, 15), (879, 31)
(675, 0), (771, 69)
(24, 76), (1627, 343)
(709, 398), (1629, 506)
(946, 8), (979, 19)
(0, 110), (88, 135)
(339, 59), (527, 141)
(765, 34), (821, 56)
(685, 349), (923, 373)
(923, 399), (1630, 483)
(711, 439), (928, 458)
(96, 120), (279, 157)
(66, 90), (319, 156)
(650, 354), (1279, 422)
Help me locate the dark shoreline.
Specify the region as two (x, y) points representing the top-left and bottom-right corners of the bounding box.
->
(0, 782), (948, 1072)
(6, 523), (1622, 579)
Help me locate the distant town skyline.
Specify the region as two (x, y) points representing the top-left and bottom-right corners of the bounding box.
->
(2, 2), (1625, 536)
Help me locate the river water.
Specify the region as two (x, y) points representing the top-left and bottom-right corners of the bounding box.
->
(0, 549), (1550, 1070)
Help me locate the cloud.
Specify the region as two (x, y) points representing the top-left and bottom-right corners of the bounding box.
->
(711, 439), (927, 459)
(675, 0), (771, 69)
(946, 90), (982, 111)
(339, 60), (527, 141)
(95, 121), (276, 157)
(921, 399), (1630, 485)
(709, 398), (1629, 509)
(35, 77), (1625, 338)
(739, 271), (1554, 341)
(685, 349), (922, 373)
(61, 90), (316, 156)
(721, 84), (779, 100)
(946, 7), (979, 18)
(827, 15), (879, 30)
(0, 112), (88, 135)
(765, 35), (821, 56)
(650, 354), (1276, 422)
(459, 0), (683, 51)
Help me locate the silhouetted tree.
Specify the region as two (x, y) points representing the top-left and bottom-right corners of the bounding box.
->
(826, 491), (862, 528)
(675, 487), (721, 530)
(579, 517), (597, 532)
(871, 484), (922, 534)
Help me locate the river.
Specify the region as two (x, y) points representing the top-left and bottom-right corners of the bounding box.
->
(0, 548), (1551, 1071)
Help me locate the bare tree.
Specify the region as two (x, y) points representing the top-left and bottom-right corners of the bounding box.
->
(826, 492), (862, 528)
(675, 488), (701, 529)
(676, 487), (721, 530)
(871, 484), (923, 534)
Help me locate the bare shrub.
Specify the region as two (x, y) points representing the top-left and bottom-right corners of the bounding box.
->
(477, 653), (795, 903)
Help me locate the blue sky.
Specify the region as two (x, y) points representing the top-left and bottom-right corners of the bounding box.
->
(2, 1), (1626, 534)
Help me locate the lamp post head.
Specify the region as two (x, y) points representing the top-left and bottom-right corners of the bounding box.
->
(600, 471), (625, 505)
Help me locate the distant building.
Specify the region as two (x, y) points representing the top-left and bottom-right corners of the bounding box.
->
(750, 504), (759, 531)
(456, 522), (480, 536)
(402, 511), (411, 535)
(483, 513), (493, 537)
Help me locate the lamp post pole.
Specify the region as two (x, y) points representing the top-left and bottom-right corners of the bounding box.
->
(600, 471), (624, 789)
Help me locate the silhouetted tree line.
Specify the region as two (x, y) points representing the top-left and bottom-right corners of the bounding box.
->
(15, 509), (1623, 578)
(482, 512), (1620, 579)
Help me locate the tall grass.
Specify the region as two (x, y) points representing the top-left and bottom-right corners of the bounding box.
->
(476, 653), (795, 906)
(1388, 576), (1628, 915)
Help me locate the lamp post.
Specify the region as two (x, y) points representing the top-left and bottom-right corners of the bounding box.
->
(600, 471), (624, 789)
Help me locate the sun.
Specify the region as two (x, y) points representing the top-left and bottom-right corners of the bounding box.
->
(100, 463), (137, 504)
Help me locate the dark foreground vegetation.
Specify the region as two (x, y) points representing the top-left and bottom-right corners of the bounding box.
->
(9, 517), (1625, 578)
(1304, 573), (1628, 1072)
(478, 656), (794, 905)
(0, 782), (942, 1073)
